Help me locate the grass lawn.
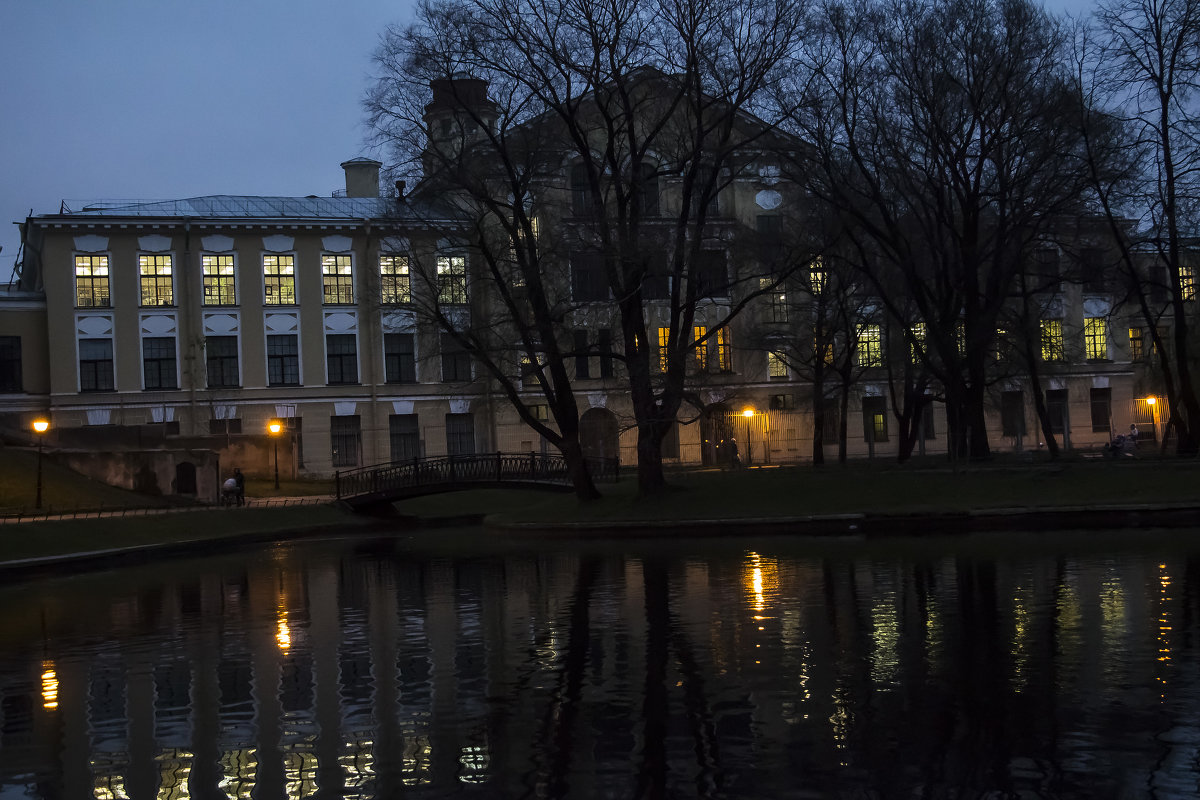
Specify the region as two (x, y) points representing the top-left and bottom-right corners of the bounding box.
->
(399, 458), (1200, 525)
(2, 447), (1200, 567)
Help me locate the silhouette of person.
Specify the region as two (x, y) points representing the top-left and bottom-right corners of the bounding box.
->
(234, 468), (245, 506)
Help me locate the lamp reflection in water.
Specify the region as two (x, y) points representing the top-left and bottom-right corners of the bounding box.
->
(41, 661), (58, 710)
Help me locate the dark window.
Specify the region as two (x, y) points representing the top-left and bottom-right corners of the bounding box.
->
(389, 414), (420, 462)
(441, 334), (471, 382)
(208, 418), (243, 435)
(1046, 389), (1068, 434)
(1001, 391), (1026, 437)
(1091, 387), (1112, 433)
(571, 252), (607, 302)
(446, 413), (475, 455)
(769, 393), (795, 410)
(79, 338), (114, 392)
(643, 251), (670, 301)
(862, 396), (888, 442)
(757, 215), (782, 240)
(0, 336), (20, 392)
(267, 335), (299, 386)
(695, 250), (728, 298)
(1081, 248), (1107, 293)
(205, 336), (240, 388)
(635, 162), (659, 217)
(599, 328), (615, 378)
(1033, 248), (1060, 290)
(142, 337), (177, 390)
(574, 330), (591, 379)
(331, 415), (361, 468)
(326, 334), (358, 385)
(571, 163), (592, 215)
(385, 333), (417, 383)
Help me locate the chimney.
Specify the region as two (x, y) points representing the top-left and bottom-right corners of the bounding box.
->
(340, 157), (382, 198)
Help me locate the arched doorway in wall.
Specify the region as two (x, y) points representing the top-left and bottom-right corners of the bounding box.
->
(580, 407), (619, 462)
(700, 403), (733, 466)
(175, 461), (197, 495)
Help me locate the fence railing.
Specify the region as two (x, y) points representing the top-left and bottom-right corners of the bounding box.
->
(336, 451), (619, 502)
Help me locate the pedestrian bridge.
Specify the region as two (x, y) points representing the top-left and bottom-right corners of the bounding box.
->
(335, 451), (620, 512)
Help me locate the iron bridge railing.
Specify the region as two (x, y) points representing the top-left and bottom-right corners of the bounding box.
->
(335, 451), (619, 502)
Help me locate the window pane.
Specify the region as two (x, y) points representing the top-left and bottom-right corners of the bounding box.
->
(139, 255), (174, 306)
(267, 335), (299, 386)
(385, 333), (416, 383)
(202, 255), (237, 305)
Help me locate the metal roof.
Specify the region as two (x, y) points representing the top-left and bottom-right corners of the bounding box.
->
(55, 195), (415, 220)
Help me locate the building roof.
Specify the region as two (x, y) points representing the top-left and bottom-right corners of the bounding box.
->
(52, 195), (417, 221)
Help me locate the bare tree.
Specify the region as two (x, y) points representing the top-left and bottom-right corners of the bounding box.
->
(367, 0), (814, 496)
(1077, 0), (1200, 454)
(793, 0), (1095, 460)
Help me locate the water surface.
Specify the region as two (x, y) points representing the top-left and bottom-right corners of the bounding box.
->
(1, 530), (1198, 798)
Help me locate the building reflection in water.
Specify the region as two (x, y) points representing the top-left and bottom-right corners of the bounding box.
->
(0, 538), (1197, 797)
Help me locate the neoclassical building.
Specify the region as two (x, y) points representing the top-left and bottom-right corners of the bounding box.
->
(0, 84), (1166, 490)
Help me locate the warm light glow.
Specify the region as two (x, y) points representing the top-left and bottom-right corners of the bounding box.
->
(41, 662), (58, 710)
(742, 408), (755, 418)
(268, 419), (283, 435)
(1147, 397), (1157, 405)
(276, 614), (291, 651)
(32, 418), (49, 434)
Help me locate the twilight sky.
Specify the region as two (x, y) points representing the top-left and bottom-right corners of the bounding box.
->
(1, 0), (1097, 284)
(0, 0), (416, 281)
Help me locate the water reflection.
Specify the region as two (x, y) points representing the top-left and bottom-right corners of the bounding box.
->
(0, 536), (1199, 797)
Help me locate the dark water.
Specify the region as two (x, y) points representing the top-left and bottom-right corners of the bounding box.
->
(2, 530), (1200, 799)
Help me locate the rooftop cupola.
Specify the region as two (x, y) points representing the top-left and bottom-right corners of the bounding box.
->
(340, 157), (382, 198)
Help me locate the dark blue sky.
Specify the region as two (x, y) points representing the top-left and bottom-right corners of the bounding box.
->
(2, 0), (1096, 283)
(1, 0), (415, 280)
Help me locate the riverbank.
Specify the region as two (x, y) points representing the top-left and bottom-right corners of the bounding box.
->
(2, 458), (1199, 570)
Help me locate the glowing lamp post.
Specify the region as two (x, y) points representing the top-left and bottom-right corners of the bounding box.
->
(268, 419), (283, 490)
(32, 418), (49, 510)
(742, 407), (755, 466)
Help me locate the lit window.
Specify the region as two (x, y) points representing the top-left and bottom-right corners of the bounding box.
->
(1084, 317), (1107, 360)
(1129, 327), (1144, 361)
(817, 339), (834, 365)
(322, 255), (354, 304)
(768, 351), (788, 379)
(1180, 266), (1196, 301)
(1040, 319), (1064, 362)
(714, 327), (732, 372)
(202, 255), (236, 306)
(139, 255), (173, 306)
(956, 320), (966, 357)
(810, 261), (826, 294)
(381, 255), (411, 303)
(863, 396), (887, 442)
(693, 326), (707, 370)
(858, 324), (882, 367)
(75, 255), (110, 308)
(264, 255), (296, 305)
(437, 255), (467, 304)
(910, 322), (925, 364)
(659, 327), (671, 373)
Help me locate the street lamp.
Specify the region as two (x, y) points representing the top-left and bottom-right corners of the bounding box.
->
(742, 407), (755, 467)
(31, 417), (49, 510)
(268, 419), (283, 491)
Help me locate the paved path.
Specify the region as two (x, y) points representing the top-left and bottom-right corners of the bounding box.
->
(0, 495), (334, 525)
